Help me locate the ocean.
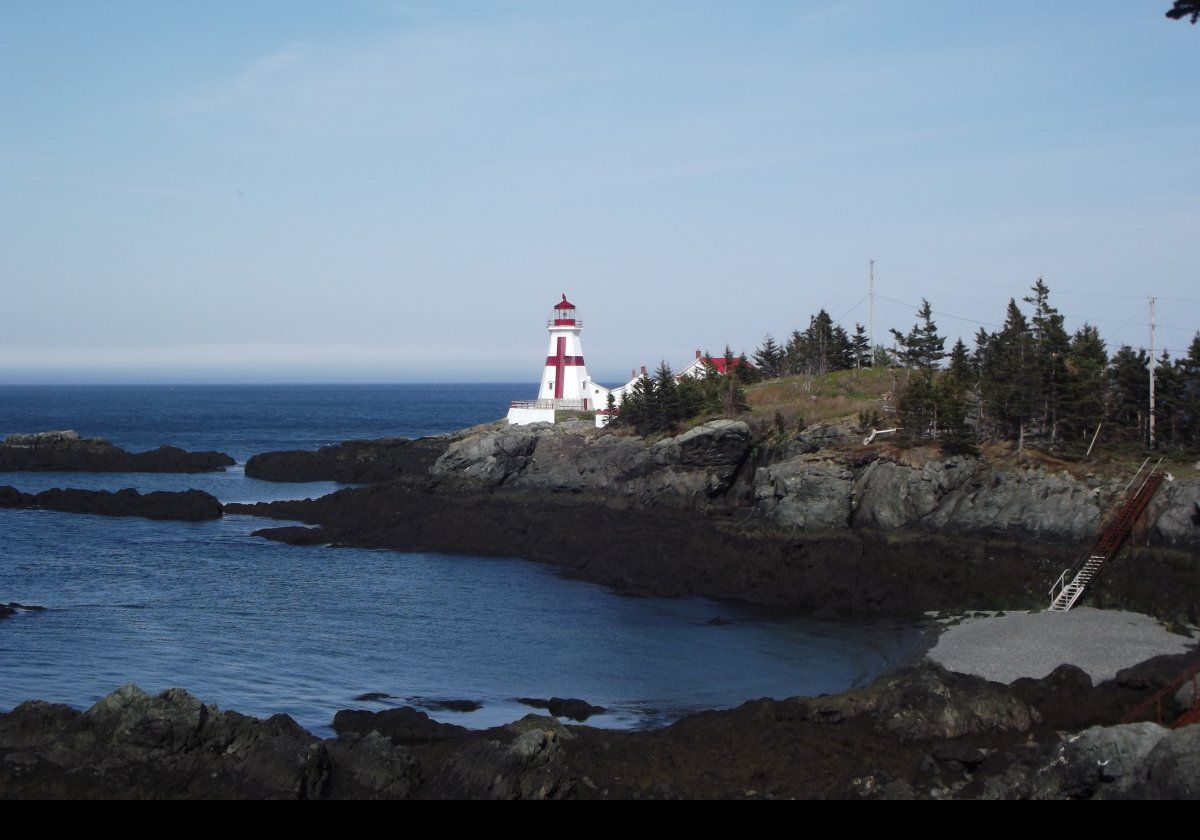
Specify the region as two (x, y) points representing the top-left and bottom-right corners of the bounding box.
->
(0, 384), (921, 733)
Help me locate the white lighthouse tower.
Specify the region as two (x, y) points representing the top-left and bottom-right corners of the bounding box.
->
(507, 293), (597, 425)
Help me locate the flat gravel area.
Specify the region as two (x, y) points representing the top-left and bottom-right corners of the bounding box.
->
(928, 607), (1197, 684)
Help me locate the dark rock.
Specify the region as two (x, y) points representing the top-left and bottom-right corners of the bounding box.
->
(354, 693), (393, 702)
(324, 732), (421, 800)
(332, 706), (469, 746)
(929, 741), (987, 772)
(0, 602), (46, 621)
(418, 699), (482, 713)
(0, 431), (234, 473)
(517, 697), (606, 721)
(429, 725), (575, 800)
(245, 437), (448, 483)
(0, 487), (222, 521)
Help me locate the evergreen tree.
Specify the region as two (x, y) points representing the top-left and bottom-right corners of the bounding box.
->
(1023, 278), (1071, 446)
(653, 361), (681, 431)
(752, 335), (784, 378)
(851, 323), (872, 369)
(1177, 333), (1200, 448)
(946, 337), (975, 385)
(897, 369), (939, 440)
(1107, 345), (1151, 444)
(830, 325), (854, 371)
(1059, 323), (1108, 448)
(978, 299), (1034, 445)
(1155, 351), (1185, 445)
(890, 299), (945, 370)
(783, 329), (808, 376)
(735, 351), (761, 384)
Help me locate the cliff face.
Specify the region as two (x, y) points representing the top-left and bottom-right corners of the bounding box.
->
(429, 421), (1200, 550)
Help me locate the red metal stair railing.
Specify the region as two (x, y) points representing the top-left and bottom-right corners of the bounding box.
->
(1122, 662), (1200, 729)
(1048, 459), (1167, 612)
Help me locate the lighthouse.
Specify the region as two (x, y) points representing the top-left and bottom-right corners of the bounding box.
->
(507, 294), (600, 425)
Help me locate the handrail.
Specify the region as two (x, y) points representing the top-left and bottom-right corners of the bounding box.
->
(1049, 569), (1071, 598)
(1122, 661), (1200, 727)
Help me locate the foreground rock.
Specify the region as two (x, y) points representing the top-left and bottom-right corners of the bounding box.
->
(517, 698), (607, 721)
(3, 654), (1197, 799)
(0, 431), (234, 473)
(245, 437), (450, 483)
(0, 487), (223, 521)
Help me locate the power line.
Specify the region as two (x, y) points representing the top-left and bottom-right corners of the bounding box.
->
(874, 259), (1200, 302)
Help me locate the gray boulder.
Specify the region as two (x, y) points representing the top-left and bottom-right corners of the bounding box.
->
(754, 457), (853, 531)
(649, 420), (750, 469)
(851, 456), (978, 529)
(924, 466), (1106, 541)
(431, 426), (549, 486)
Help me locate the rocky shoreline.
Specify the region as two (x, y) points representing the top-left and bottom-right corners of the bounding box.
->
(2, 649), (1197, 799)
(0, 431), (235, 473)
(225, 419), (1200, 622)
(4, 419), (1198, 798)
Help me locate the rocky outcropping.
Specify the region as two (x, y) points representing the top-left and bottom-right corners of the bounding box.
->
(245, 437), (449, 483)
(0, 431), (234, 473)
(4, 654), (1198, 799)
(0, 486), (223, 521)
(429, 420), (751, 504)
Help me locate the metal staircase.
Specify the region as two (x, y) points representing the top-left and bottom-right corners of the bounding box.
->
(1123, 661), (1200, 729)
(1047, 458), (1167, 613)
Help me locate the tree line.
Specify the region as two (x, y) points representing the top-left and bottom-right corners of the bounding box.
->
(884, 279), (1200, 454)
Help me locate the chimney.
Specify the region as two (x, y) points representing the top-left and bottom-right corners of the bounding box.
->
(631, 369), (636, 380)
(640, 365), (648, 376)
(695, 349), (702, 359)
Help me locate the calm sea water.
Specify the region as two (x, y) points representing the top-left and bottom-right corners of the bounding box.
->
(0, 385), (921, 733)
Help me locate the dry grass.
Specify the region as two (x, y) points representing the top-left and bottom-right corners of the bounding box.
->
(744, 367), (898, 430)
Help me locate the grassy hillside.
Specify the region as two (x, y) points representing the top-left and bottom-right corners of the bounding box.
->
(744, 367), (898, 428)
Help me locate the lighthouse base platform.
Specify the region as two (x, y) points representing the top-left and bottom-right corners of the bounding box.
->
(507, 399), (590, 426)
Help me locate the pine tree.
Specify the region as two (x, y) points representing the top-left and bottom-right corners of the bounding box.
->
(1155, 351), (1185, 445)
(1178, 333), (1200, 448)
(897, 369), (939, 440)
(947, 337), (974, 385)
(1023, 278), (1071, 446)
(783, 329), (808, 376)
(830, 325), (854, 371)
(1108, 345), (1151, 444)
(851, 323), (872, 369)
(653, 361), (681, 431)
(890, 299), (945, 370)
(978, 299), (1034, 445)
(752, 335), (784, 378)
(1059, 323), (1108, 449)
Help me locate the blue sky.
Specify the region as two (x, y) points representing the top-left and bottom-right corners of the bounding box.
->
(1, 2), (1197, 383)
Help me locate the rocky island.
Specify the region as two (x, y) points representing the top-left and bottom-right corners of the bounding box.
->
(0, 486), (223, 521)
(0, 431), (235, 473)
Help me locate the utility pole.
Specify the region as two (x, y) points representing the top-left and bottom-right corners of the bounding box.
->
(1148, 295), (1156, 449)
(868, 259), (875, 352)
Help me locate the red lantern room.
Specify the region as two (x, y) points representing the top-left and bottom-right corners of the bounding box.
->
(550, 293), (579, 327)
